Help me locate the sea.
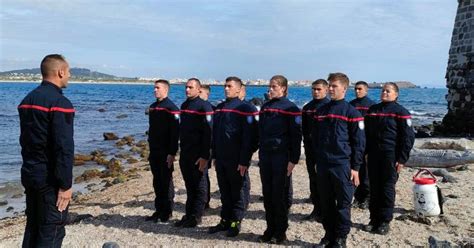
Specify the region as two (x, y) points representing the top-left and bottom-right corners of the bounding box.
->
(0, 82), (447, 217)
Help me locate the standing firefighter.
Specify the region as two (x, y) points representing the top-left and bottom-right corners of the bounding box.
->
(208, 76), (256, 237)
(350, 81), (376, 209)
(312, 72), (365, 247)
(257, 75), (302, 244)
(175, 78), (214, 228)
(364, 83), (415, 235)
(146, 79), (179, 223)
(301, 79), (330, 222)
(18, 54), (74, 247)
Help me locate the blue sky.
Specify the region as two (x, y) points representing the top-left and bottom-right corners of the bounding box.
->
(0, 0), (457, 86)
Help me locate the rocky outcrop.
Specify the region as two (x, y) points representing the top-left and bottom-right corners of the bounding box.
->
(438, 0), (474, 136)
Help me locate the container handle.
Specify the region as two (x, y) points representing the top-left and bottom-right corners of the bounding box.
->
(412, 168), (437, 182)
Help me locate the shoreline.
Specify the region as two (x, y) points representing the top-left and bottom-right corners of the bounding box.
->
(0, 138), (473, 247)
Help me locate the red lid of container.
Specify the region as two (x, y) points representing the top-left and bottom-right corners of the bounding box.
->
(413, 177), (436, 185)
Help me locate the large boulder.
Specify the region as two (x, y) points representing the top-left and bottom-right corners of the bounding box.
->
(74, 169), (102, 183)
(103, 132), (119, 140)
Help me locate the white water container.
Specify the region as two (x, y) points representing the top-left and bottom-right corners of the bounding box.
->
(412, 169), (441, 217)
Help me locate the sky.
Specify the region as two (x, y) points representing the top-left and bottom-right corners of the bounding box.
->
(0, 0), (458, 87)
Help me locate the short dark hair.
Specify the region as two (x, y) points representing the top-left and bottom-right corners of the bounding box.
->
(384, 82), (399, 94)
(312, 79), (328, 87)
(327, 72), (349, 87)
(154, 79), (170, 87)
(40, 54), (67, 77)
(355, 81), (369, 88)
(225, 76), (243, 86)
(200, 84), (211, 91)
(187, 77), (201, 86)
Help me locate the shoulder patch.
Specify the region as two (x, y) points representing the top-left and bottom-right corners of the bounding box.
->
(206, 114), (212, 123)
(406, 118), (412, 127)
(246, 115), (253, 124)
(295, 116), (302, 125)
(358, 120), (365, 130)
(174, 113), (180, 121)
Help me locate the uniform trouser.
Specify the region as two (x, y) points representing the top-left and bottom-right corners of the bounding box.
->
(305, 149), (320, 214)
(368, 152), (398, 223)
(215, 159), (248, 221)
(288, 175), (293, 209)
(354, 155), (370, 202)
(316, 164), (354, 240)
(259, 151), (290, 236)
(179, 155), (209, 219)
(243, 172), (251, 209)
(22, 185), (68, 248)
(206, 159), (212, 206)
(149, 156), (175, 216)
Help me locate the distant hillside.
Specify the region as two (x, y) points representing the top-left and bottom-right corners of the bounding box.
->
(0, 68), (137, 81)
(366, 81), (418, 88)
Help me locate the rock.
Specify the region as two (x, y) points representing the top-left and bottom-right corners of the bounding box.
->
(102, 242), (120, 248)
(459, 237), (474, 247)
(67, 213), (94, 224)
(112, 175), (126, 184)
(0, 200), (8, 206)
(74, 154), (93, 161)
(136, 140), (148, 148)
(140, 150), (149, 158)
(419, 140), (467, 151)
(115, 152), (132, 159)
(103, 132), (119, 140)
(98, 108), (106, 112)
(115, 140), (127, 147)
(11, 193), (23, 199)
(91, 149), (106, 157)
(107, 158), (122, 173)
(116, 114), (128, 119)
(431, 169), (458, 183)
(6, 206), (13, 212)
(74, 160), (85, 166)
(428, 236), (453, 248)
(104, 181), (114, 187)
(122, 135), (135, 145)
(129, 146), (142, 153)
(95, 157), (109, 166)
(396, 213), (433, 225)
(74, 169), (102, 183)
(127, 158), (139, 164)
(445, 194), (458, 199)
(415, 125), (434, 138)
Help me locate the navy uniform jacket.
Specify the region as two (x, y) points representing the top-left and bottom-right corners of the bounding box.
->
(148, 97), (180, 158)
(180, 97), (214, 159)
(258, 97), (302, 164)
(365, 102), (415, 164)
(302, 98), (330, 151)
(312, 99), (365, 171)
(212, 97), (257, 166)
(18, 81), (75, 190)
(350, 96), (375, 116)
(243, 100), (259, 154)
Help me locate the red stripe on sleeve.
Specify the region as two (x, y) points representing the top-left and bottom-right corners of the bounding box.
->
(261, 108), (301, 116)
(215, 108), (258, 116)
(366, 113), (411, 119)
(18, 104), (75, 113)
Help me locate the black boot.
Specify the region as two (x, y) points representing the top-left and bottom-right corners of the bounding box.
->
(333, 238), (347, 248)
(375, 222), (390, 235)
(258, 229), (273, 243)
(271, 233), (287, 245)
(145, 212), (160, 222)
(226, 221), (240, 237)
(318, 235), (333, 247)
(174, 215), (189, 227)
(182, 215), (201, 228)
(208, 219), (229, 234)
(364, 220), (379, 233)
(159, 213), (172, 223)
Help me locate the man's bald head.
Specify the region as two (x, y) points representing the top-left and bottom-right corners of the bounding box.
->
(41, 54), (68, 77)
(40, 54), (70, 88)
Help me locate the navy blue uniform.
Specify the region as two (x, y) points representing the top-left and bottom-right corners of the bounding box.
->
(350, 96), (375, 203)
(258, 97), (302, 238)
(179, 97), (213, 220)
(302, 97), (330, 216)
(18, 81), (75, 247)
(312, 99), (365, 241)
(212, 97), (256, 222)
(242, 100), (259, 209)
(148, 97), (179, 219)
(365, 101), (414, 224)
